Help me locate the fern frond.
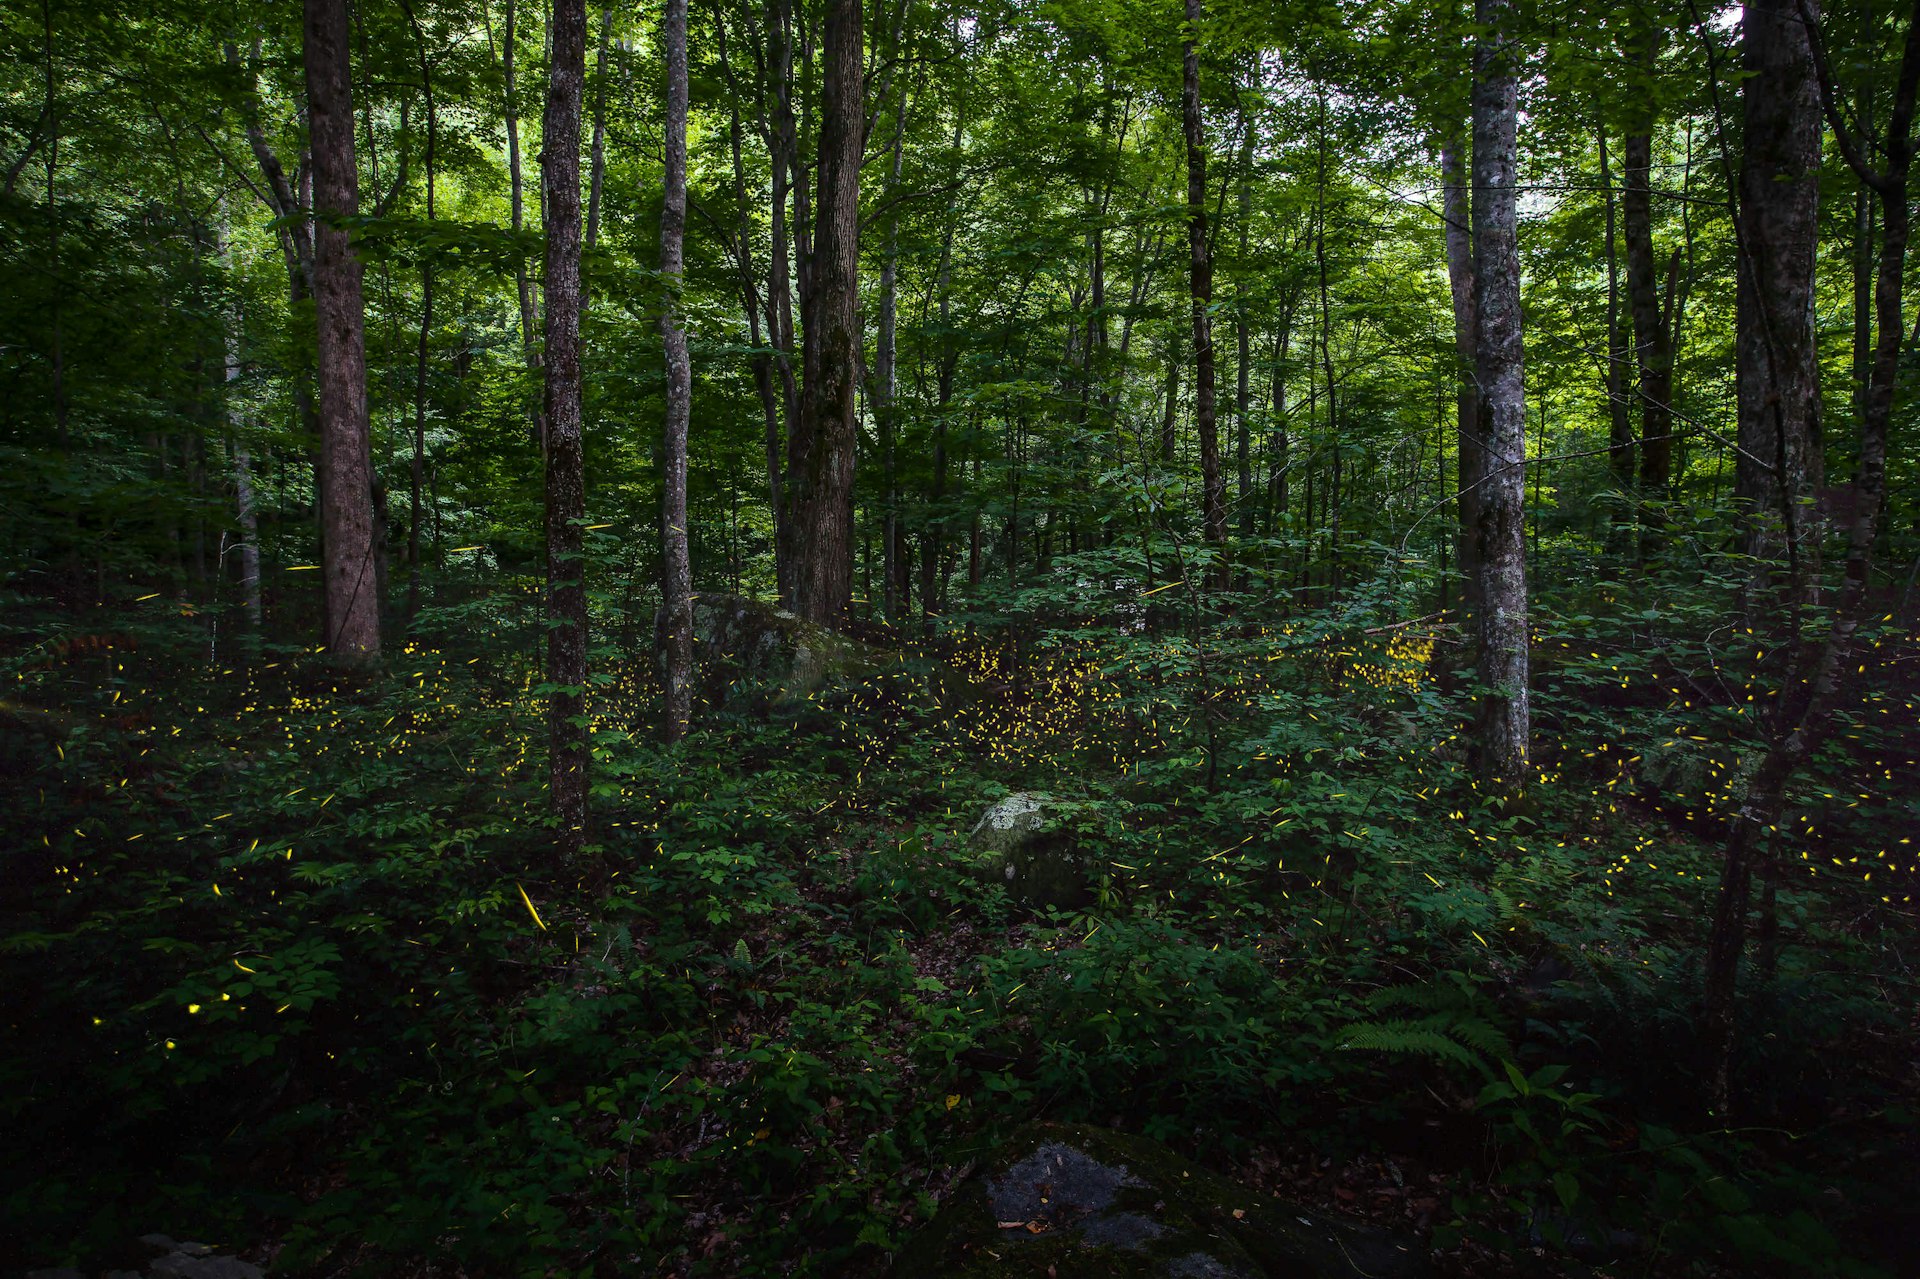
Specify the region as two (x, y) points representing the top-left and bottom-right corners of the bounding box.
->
(1337, 1020), (1484, 1069)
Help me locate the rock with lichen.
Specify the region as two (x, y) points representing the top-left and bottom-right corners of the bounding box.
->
(894, 1123), (1428, 1278)
(964, 792), (1094, 911)
(673, 593), (878, 706)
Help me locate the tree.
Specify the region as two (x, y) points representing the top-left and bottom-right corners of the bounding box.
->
(1622, 19), (1676, 533)
(542, 0), (589, 855)
(1733, 0), (1824, 585)
(303, 0), (380, 668)
(1702, 0), (1920, 1114)
(659, 0), (694, 742)
(1470, 0), (1529, 793)
(1183, 0), (1227, 585)
(1440, 135), (1481, 628)
(780, 0), (862, 626)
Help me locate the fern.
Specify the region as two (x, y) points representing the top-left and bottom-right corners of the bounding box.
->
(1337, 1020), (1485, 1070)
(1339, 975), (1514, 1074)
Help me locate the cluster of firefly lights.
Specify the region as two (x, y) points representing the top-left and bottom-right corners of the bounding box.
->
(21, 611), (1917, 1058)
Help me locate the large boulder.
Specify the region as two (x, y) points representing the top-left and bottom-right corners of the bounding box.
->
(967, 792), (1093, 910)
(895, 1123), (1428, 1279)
(677, 593), (876, 704)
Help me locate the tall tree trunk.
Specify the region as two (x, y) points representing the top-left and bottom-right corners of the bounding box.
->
(766, 0), (801, 599)
(877, 89), (910, 621)
(1442, 135), (1481, 631)
(542, 0), (589, 854)
(585, 4), (614, 255)
(921, 187), (960, 619)
(1470, 0), (1530, 794)
(1315, 104), (1339, 600)
(219, 213), (263, 632)
(1183, 0), (1228, 586)
(712, 0), (784, 578)
(1160, 331), (1182, 463)
(1703, 0), (1918, 1115)
(1734, 0), (1824, 586)
(304, 0), (380, 667)
(1851, 182), (1873, 424)
(781, 0), (862, 626)
(41, 0), (65, 451)
(402, 0), (437, 626)
(660, 0), (694, 741)
(231, 44), (323, 620)
(1625, 127), (1677, 536)
(1236, 123), (1254, 536)
(491, 0), (545, 454)
(1597, 120), (1636, 494)
(1269, 313), (1291, 531)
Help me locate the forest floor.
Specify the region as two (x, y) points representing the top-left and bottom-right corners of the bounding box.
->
(3, 593), (1918, 1277)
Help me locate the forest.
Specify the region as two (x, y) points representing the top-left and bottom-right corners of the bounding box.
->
(2, 0), (1918, 1274)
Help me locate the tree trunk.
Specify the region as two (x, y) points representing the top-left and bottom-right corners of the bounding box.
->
(1183, 0), (1228, 586)
(1624, 126), (1677, 502)
(660, 0), (694, 742)
(1851, 181), (1873, 424)
(1597, 121), (1636, 494)
(218, 213), (263, 632)
(877, 91), (909, 621)
(585, 4), (614, 254)
(781, 0), (861, 626)
(921, 187), (960, 619)
(766, 0), (801, 597)
(1703, 0), (1918, 1115)
(1442, 135), (1481, 630)
(402, 0), (437, 626)
(1471, 0), (1529, 794)
(1236, 124), (1255, 536)
(542, 0), (590, 854)
(1160, 331), (1182, 463)
(1734, 0), (1824, 583)
(303, 0), (380, 667)
(712, 0), (785, 582)
(493, 0), (546, 455)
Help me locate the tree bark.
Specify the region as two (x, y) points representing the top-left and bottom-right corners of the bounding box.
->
(1442, 136), (1480, 628)
(1734, 0), (1824, 581)
(1471, 0), (1530, 794)
(401, 0), (437, 626)
(543, 0), (590, 854)
(1160, 331), (1182, 463)
(781, 0), (862, 626)
(490, 0), (546, 454)
(1236, 122), (1255, 536)
(877, 87), (910, 621)
(1183, 0), (1228, 586)
(1703, 0), (1919, 1114)
(1597, 121), (1636, 494)
(218, 212), (263, 632)
(710, 0), (786, 589)
(585, 4), (614, 254)
(1625, 129), (1677, 538)
(303, 0), (380, 667)
(660, 0), (694, 742)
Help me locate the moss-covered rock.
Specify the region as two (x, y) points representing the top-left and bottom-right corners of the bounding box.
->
(681, 593), (876, 705)
(894, 1124), (1428, 1279)
(965, 792), (1093, 910)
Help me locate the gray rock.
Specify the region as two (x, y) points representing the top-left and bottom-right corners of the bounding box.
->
(965, 792), (1093, 910)
(675, 593), (878, 705)
(25, 1269), (86, 1279)
(149, 1254), (262, 1279)
(894, 1122), (1429, 1278)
